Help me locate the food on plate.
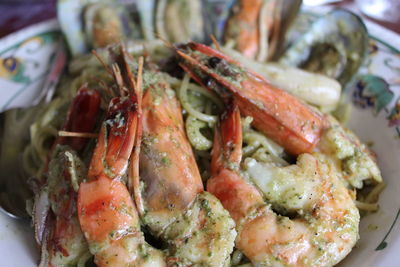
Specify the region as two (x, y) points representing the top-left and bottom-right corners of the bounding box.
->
(0, 0), (384, 266)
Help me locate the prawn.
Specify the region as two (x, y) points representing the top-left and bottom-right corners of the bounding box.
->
(77, 50), (165, 266)
(132, 71), (236, 266)
(176, 42), (327, 156)
(33, 86), (101, 267)
(207, 103), (360, 267)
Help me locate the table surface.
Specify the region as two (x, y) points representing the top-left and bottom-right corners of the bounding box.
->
(0, 1), (56, 38)
(0, 0), (398, 38)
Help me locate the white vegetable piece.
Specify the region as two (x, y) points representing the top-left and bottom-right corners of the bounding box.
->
(221, 47), (342, 112)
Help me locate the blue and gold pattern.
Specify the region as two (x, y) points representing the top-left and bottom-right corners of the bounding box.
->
(0, 56), (29, 84)
(0, 27), (61, 111)
(352, 74), (394, 114)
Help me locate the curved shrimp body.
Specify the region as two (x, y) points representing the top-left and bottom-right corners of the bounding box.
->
(37, 87), (101, 266)
(78, 176), (165, 267)
(207, 104), (360, 267)
(136, 78), (203, 224)
(132, 75), (236, 266)
(176, 42), (327, 155)
(77, 91), (166, 267)
(76, 51), (166, 266)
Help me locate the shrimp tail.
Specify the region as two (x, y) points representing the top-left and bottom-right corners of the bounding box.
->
(211, 101), (242, 174)
(208, 103), (264, 223)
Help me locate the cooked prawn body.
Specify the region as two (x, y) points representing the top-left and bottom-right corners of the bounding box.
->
(207, 104), (360, 267)
(77, 54), (166, 266)
(133, 74), (236, 266)
(35, 88), (101, 266)
(177, 42), (327, 156)
(77, 94), (166, 266)
(223, 0), (265, 59)
(78, 175), (165, 267)
(43, 146), (89, 267)
(137, 79), (203, 224)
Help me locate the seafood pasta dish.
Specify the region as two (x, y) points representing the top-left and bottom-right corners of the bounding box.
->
(5, 0), (385, 266)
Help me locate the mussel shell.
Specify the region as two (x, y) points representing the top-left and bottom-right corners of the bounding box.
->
(279, 9), (369, 86)
(271, 0), (302, 59)
(58, 0), (141, 56)
(57, 0), (89, 56)
(202, 0), (236, 43)
(156, 0), (205, 43)
(137, 0), (156, 40)
(84, 2), (140, 49)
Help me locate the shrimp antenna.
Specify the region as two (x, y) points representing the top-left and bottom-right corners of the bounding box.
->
(129, 56), (144, 195)
(111, 63), (128, 96)
(118, 44), (137, 91)
(92, 49), (113, 76)
(58, 131), (98, 138)
(136, 56), (144, 101)
(155, 33), (174, 50)
(210, 34), (221, 51)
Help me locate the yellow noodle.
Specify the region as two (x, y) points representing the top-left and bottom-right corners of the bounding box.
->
(167, 75), (223, 108)
(178, 74), (217, 123)
(231, 250), (244, 266)
(355, 200), (379, 212)
(365, 182), (386, 203)
(243, 130), (283, 157)
(77, 252), (92, 267)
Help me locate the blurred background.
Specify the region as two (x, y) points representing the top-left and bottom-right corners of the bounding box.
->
(0, 0), (56, 37)
(0, 0), (399, 38)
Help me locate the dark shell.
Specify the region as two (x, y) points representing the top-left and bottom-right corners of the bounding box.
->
(84, 3), (140, 49)
(280, 9), (369, 86)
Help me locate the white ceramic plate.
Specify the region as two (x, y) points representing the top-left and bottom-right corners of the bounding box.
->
(1, 9), (400, 267)
(336, 21), (400, 266)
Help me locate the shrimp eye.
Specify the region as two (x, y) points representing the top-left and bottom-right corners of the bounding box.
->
(208, 57), (222, 68)
(204, 77), (216, 88)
